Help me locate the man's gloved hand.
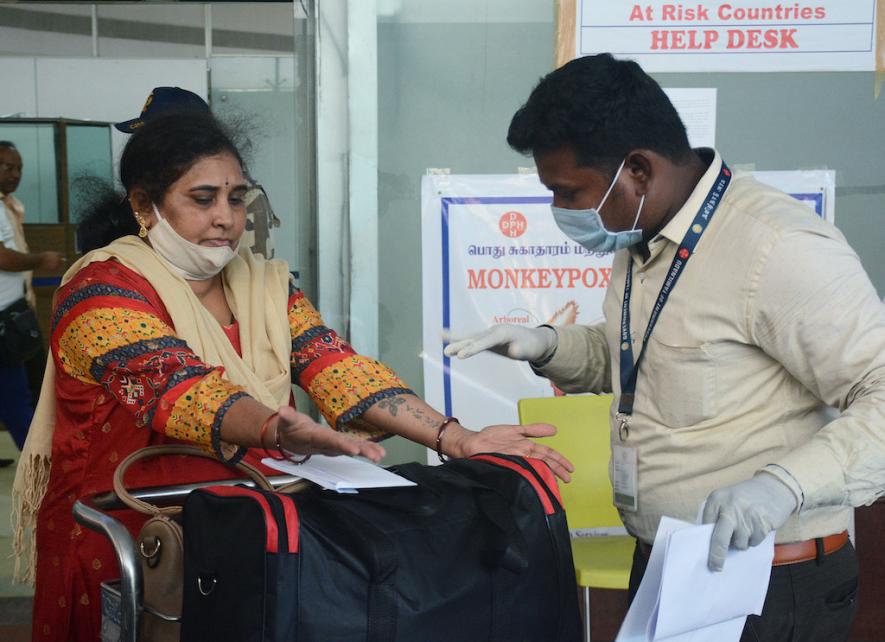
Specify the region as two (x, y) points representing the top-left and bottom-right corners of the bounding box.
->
(443, 324), (558, 362)
(702, 472), (798, 572)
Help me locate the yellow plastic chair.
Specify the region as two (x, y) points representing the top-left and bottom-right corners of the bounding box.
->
(518, 395), (634, 642)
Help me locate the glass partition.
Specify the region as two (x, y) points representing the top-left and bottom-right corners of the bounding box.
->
(376, 2), (555, 463)
(211, 2), (296, 55)
(210, 56), (299, 271)
(66, 124), (114, 224)
(96, 4), (206, 58)
(209, 15), (315, 417)
(0, 4), (95, 57)
(0, 122), (60, 223)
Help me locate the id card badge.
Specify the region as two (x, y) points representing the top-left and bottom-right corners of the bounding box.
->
(612, 444), (638, 512)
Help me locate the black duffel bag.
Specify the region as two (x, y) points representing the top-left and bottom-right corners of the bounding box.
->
(181, 454), (581, 642)
(0, 297), (43, 365)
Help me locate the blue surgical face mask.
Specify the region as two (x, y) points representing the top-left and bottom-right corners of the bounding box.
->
(551, 159), (645, 252)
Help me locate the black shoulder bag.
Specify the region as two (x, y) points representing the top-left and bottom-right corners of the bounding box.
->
(0, 297), (43, 365)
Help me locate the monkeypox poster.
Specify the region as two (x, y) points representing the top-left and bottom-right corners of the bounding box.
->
(576, 1), (878, 72)
(420, 173), (611, 443)
(420, 169), (835, 458)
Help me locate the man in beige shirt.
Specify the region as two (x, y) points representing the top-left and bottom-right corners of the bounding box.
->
(447, 54), (884, 640)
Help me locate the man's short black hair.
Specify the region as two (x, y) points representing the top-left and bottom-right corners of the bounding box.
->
(0, 141), (17, 150)
(508, 54), (692, 172)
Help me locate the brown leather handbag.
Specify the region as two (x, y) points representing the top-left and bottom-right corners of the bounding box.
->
(112, 445), (274, 642)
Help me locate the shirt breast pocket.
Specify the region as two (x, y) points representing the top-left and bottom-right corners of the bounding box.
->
(642, 335), (718, 428)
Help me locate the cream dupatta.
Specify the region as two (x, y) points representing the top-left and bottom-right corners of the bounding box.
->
(11, 236), (293, 583)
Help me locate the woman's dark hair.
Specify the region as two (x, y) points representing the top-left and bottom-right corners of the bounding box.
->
(507, 53), (692, 175)
(77, 111), (244, 253)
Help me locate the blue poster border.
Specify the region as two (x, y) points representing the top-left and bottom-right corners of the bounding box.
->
(790, 192), (824, 217)
(440, 195), (552, 415)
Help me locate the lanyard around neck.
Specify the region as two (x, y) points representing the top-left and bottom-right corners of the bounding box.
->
(616, 162), (732, 440)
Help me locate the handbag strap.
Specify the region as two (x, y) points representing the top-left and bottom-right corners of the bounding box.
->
(113, 444), (273, 517)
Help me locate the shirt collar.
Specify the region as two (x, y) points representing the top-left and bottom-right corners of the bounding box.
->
(0, 192), (23, 220)
(656, 148), (723, 246)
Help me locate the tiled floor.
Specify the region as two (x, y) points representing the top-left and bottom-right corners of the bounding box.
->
(0, 430), (33, 642)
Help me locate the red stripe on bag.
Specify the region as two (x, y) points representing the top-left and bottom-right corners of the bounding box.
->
(205, 486), (280, 553)
(522, 457), (563, 508)
(276, 494), (300, 553)
(470, 455), (555, 515)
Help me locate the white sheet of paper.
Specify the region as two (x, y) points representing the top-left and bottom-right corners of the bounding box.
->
(261, 454), (417, 493)
(616, 516), (774, 642)
(654, 523), (773, 639)
(664, 88), (717, 149)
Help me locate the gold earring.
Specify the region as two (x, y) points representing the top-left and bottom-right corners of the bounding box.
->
(134, 213), (148, 238)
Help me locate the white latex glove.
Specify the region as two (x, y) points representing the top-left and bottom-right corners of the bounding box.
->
(443, 324), (558, 362)
(702, 472), (798, 572)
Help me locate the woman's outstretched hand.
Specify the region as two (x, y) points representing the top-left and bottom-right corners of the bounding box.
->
(275, 406), (386, 463)
(454, 422), (574, 482)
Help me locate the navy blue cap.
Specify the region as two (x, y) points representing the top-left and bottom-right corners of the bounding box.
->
(114, 87), (209, 133)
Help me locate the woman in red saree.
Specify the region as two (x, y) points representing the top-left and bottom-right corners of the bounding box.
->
(12, 112), (572, 641)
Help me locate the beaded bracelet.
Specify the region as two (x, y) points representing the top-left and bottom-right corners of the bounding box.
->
(435, 416), (459, 463)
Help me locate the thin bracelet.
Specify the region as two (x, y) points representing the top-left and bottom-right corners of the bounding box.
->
(435, 416), (459, 463)
(259, 412), (285, 460)
(275, 421), (312, 465)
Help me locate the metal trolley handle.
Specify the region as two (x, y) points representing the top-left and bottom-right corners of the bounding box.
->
(72, 499), (142, 642)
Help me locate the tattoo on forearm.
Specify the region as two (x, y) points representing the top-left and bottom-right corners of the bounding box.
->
(404, 404), (441, 429)
(377, 397), (406, 417)
(375, 395), (441, 430)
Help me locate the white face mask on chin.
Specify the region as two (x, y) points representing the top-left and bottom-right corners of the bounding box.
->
(147, 203), (239, 281)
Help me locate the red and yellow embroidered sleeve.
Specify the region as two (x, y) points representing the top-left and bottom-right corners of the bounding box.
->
(288, 284), (413, 438)
(51, 263), (248, 448)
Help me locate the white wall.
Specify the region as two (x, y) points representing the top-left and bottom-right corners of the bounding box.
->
(27, 58), (208, 122)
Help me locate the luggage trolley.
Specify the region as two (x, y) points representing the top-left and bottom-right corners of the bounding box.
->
(72, 474), (303, 642)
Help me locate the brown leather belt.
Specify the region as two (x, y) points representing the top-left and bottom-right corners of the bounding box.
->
(772, 530), (849, 566)
(638, 530), (849, 566)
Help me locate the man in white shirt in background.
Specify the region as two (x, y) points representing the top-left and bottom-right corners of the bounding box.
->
(0, 141), (63, 464)
(446, 53), (885, 640)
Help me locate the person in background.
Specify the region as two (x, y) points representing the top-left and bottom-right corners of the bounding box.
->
(109, 85), (280, 258)
(14, 111), (573, 641)
(0, 141), (63, 465)
(446, 53), (885, 640)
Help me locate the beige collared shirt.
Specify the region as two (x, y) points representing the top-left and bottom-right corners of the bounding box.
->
(537, 149), (885, 544)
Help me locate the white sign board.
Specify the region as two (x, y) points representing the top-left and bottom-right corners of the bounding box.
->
(665, 88), (717, 148)
(576, 0), (877, 72)
(752, 169), (836, 222)
(421, 173), (613, 453)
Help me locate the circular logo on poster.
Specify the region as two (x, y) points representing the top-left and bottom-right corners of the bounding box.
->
(499, 211), (527, 238)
